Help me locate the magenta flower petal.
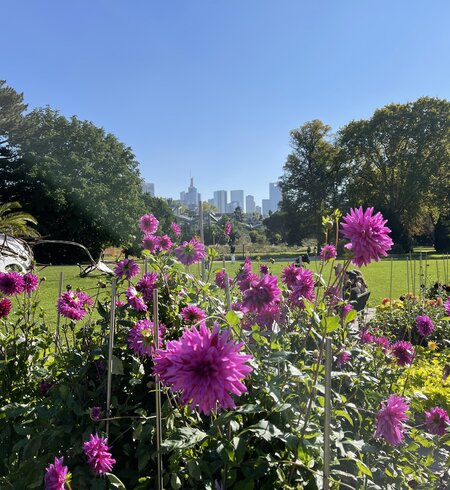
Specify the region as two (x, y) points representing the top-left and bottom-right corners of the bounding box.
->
(114, 258), (140, 280)
(139, 213), (159, 234)
(83, 434), (116, 475)
(425, 406), (450, 436)
(0, 272), (24, 295)
(44, 456), (70, 490)
(374, 394), (409, 446)
(174, 239), (205, 266)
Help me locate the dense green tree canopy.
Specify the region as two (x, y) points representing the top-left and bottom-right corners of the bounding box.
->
(1, 106), (145, 259)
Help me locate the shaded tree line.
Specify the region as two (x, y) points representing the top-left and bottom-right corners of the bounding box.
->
(0, 80), (173, 262)
(270, 97), (450, 251)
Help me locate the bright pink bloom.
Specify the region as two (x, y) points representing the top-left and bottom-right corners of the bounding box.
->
(359, 329), (374, 343)
(289, 268), (315, 307)
(171, 222), (181, 237)
(341, 303), (354, 320)
(444, 299), (450, 316)
(373, 336), (390, 352)
(320, 244), (337, 262)
(259, 264), (269, 275)
(415, 315), (434, 337)
(236, 266), (258, 292)
(281, 263), (301, 289)
(57, 291), (93, 321)
(44, 456), (70, 490)
(242, 275), (281, 313)
(23, 273), (39, 293)
(341, 207), (393, 267)
(126, 287), (147, 312)
(252, 304), (282, 329)
(0, 297), (12, 318)
(336, 351), (351, 368)
(136, 272), (158, 302)
(114, 258), (140, 280)
(157, 234), (173, 252)
(174, 239), (205, 266)
(0, 272), (24, 295)
(181, 304), (207, 323)
(225, 221), (232, 236)
(214, 270), (230, 289)
(139, 213), (159, 234)
(391, 340), (415, 366)
(142, 234), (159, 253)
(374, 395), (409, 446)
(83, 434), (116, 475)
(425, 406), (450, 436)
(153, 323), (253, 414)
(128, 319), (162, 357)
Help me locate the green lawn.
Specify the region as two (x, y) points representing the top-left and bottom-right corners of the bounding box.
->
(27, 254), (449, 329)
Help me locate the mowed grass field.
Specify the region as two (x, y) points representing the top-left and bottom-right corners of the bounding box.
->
(28, 254), (450, 328)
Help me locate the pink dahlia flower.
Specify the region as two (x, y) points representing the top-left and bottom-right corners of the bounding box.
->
(341, 207), (393, 267)
(128, 319), (163, 356)
(425, 406), (450, 436)
(373, 335), (390, 352)
(114, 258), (140, 280)
(0, 297), (12, 318)
(225, 221), (232, 236)
(157, 234), (173, 252)
(171, 222), (181, 237)
(23, 272), (39, 293)
(139, 213), (159, 234)
(236, 269), (259, 293)
(153, 323), (253, 414)
(0, 272), (24, 295)
(181, 304), (207, 323)
(174, 239), (205, 266)
(57, 291), (93, 321)
(374, 394), (409, 446)
(444, 299), (450, 316)
(359, 329), (374, 343)
(320, 244), (337, 262)
(126, 287), (147, 312)
(259, 264), (269, 275)
(83, 434), (116, 475)
(142, 234), (159, 254)
(252, 304), (282, 329)
(44, 456), (71, 490)
(415, 315), (434, 337)
(289, 268), (315, 307)
(341, 303), (354, 320)
(281, 263), (301, 289)
(214, 270), (230, 289)
(391, 340), (415, 366)
(336, 351), (351, 368)
(136, 272), (158, 302)
(242, 275), (281, 313)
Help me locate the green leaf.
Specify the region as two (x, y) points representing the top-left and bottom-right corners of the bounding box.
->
(111, 355), (124, 375)
(226, 310), (241, 326)
(106, 473), (126, 489)
(161, 427), (208, 452)
(321, 315), (340, 333)
(356, 460), (373, 478)
(335, 409), (353, 426)
(242, 420), (283, 441)
(344, 309), (357, 324)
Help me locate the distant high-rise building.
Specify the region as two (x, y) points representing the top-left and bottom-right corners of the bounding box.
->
(230, 190), (244, 212)
(143, 182), (155, 196)
(180, 178), (200, 210)
(262, 199), (271, 216)
(269, 182), (282, 210)
(227, 201), (239, 213)
(246, 195), (255, 214)
(255, 205), (262, 216)
(213, 190), (227, 213)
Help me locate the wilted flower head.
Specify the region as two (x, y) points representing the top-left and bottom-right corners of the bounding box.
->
(320, 244), (337, 262)
(341, 207), (393, 267)
(181, 304), (207, 323)
(415, 315), (434, 337)
(0, 297), (12, 318)
(142, 234), (159, 254)
(23, 272), (39, 293)
(157, 234), (173, 252)
(336, 350), (351, 368)
(90, 406), (102, 421)
(242, 275), (281, 313)
(174, 239), (205, 266)
(57, 291), (93, 321)
(139, 213), (159, 234)
(153, 323), (253, 414)
(425, 406), (450, 436)
(114, 258), (140, 280)
(0, 271), (24, 295)
(391, 340), (415, 366)
(83, 434), (116, 475)
(136, 272), (158, 302)
(171, 222), (181, 237)
(44, 456), (71, 490)
(374, 394), (409, 446)
(126, 287), (147, 312)
(128, 319), (162, 357)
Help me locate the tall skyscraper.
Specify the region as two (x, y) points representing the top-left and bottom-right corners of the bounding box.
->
(143, 182), (155, 196)
(180, 178), (199, 210)
(213, 190), (227, 214)
(230, 190), (244, 212)
(246, 195), (256, 214)
(269, 182), (282, 210)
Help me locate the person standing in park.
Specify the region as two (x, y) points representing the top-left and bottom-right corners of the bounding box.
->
(230, 243), (236, 263)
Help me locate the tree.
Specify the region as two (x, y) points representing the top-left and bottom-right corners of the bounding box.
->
(279, 120), (347, 245)
(339, 97), (450, 249)
(0, 201), (39, 238)
(1, 107), (145, 261)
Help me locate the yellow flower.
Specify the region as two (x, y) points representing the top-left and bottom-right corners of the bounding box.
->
(428, 341), (438, 351)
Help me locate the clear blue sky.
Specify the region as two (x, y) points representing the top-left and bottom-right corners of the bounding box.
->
(2, 0), (450, 207)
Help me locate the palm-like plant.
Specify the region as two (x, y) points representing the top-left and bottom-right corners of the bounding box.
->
(0, 201), (40, 238)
